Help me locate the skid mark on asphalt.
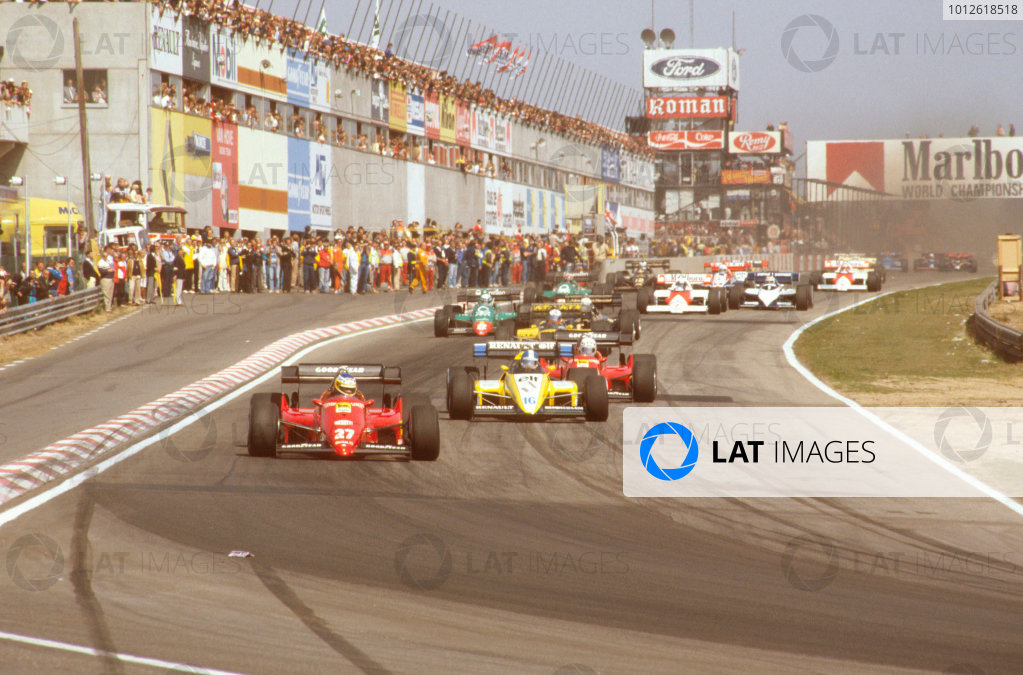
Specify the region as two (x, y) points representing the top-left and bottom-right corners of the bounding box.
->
(249, 560), (389, 675)
(70, 489), (124, 675)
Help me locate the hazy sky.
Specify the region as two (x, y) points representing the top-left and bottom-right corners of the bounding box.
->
(281, 0), (1020, 154)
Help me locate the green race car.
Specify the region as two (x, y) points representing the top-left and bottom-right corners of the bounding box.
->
(434, 289), (521, 338)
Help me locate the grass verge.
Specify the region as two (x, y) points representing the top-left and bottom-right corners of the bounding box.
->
(0, 303), (139, 367)
(793, 277), (1023, 405)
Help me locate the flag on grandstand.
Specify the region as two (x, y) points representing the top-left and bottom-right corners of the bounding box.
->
(511, 50), (531, 78)
(316, 7), (329, 34)
(467, 35), (498, 62)
(487, 41), (513, 66)
(604, 206), (618, 228)
(496, 47), (521, 73)
(369, 0), (382, 49)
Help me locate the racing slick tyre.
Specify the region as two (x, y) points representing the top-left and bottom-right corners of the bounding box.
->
(566, 367), (595, 388)
(447, 371), (475, 420)
(866, 271), (881, 292)
(728, 284), (744, 310)
(523, 284), (539, 304)
(636, 287), (652, 314)
(496, 320), (515, 340)
(408, 405), (440, 461)
(795, 284), (811, 311)
(810, 270), (823, 286)
(619, 309), (640, 341)
(515, 303), (532, 328)
(719, 290), (729, 313)
(433, 307), (451, 337)
(631, 354), (657, 403)
(401, 394), (431, 426)
(582, 375), (609, 422)
(708, 288), (724, 315)
(248, 392), (282, 457)
(605, 272), (618, 286)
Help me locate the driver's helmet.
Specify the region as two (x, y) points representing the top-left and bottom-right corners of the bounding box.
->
(578, 336), (598, 356)
(331, 371), (358, 397)
(580, 297), (594, 314)
(548, 308), (562, 323)
(479, 290), (494, 305)
(765, 274), (777, 285)
(520, 349), (540, 371)
(639, 260), (648, 269)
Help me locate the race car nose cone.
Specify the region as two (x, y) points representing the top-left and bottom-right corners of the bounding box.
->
(474, 321), (493, 336)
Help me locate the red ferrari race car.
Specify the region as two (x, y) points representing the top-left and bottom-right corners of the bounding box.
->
(546, 333), (657, 402)
(247, 363), (439, 460)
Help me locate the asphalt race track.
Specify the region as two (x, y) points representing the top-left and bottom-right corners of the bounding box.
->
(1, 273), (1021, 674)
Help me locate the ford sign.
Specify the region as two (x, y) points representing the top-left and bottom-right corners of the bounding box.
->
(649, 56), (720, 81)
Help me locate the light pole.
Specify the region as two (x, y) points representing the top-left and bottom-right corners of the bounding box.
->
(9, 176), (30, 273)
(54, 176), (71, 259)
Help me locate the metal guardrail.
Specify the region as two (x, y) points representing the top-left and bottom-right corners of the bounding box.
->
(969, 281), (1023, 362)
(0, 287), (103, 337)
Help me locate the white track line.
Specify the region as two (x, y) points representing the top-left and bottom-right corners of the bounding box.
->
(0, 317), (430, 528)
(783, 287), (1023, 518)
(0, 628), (248, 674)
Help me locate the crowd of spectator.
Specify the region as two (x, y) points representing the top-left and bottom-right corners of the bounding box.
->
(146, 0), (650, 158)
(1, 79), (32, 110)
(0, 219), (618, 315)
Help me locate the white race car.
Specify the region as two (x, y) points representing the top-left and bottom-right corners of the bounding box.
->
(637, 273), (728, 315)
(816, 259), (882, 292)
(739, 272), (813, 310)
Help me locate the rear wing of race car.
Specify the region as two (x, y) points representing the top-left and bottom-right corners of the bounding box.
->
(553, 329), (633, 347)
(704, 260), (769, 272)
(455, 288), (520, 304)
(823, 259), (872, 270)
(280, 363), (403, 385)
(553, 293), (621, 308)
(473, 341), (573, 360)
(625, 259), (670, 271)
(751, 272), (800, 285)
(654, 273), (712, 285)
(526, 301), (587, 321)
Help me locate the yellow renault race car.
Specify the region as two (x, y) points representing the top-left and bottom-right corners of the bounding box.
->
(446, 341), (608, 421)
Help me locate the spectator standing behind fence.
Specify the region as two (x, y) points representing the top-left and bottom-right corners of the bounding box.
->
(145, 244), (158, 303)
(198, 241), (218, 294)
(97, 245), (115, 313)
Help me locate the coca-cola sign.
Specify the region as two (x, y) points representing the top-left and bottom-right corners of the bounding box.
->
(729, 131), (783, 154)
(648, 130), (724, 151)
(649, 56), (720, 81)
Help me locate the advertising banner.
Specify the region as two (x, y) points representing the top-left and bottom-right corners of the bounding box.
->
(407, 91), (425, 137)
(388, 81), (407, 133)
(601, 146), (621, 183)
(729, 131), (783, 154)
(647, 130), (724, 151)
(310, 62), (331, 112)
(807, 137), (1023, 200)
(456, 102), (471, 147)
(182, 17), (210, 83)
(288, 136), (311, 231)
(150, 109), (212, 224)
(211, 120), (239, 230)
(286, 50), (312, 106)
(210, 28), (237, 87)
(642, 48), (739, 90)
(371, 79), (389, 122)
(494, 117), (512, 156)
(150, 8), (182, 76)
(425, 92), (440, 140)
(472, 109), (495, 151)
(440, 95), (456, 144)
(236, 40), (286, 100)
(238, 126), (288, 231)
(645, 96), (728, 119)
(309, 141), (331, 228)
(721, 169), (770, 185)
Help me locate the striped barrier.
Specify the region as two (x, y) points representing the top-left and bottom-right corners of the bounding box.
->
(0, 308), (437, 506)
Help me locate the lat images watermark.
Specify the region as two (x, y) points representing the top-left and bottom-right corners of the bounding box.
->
(781, 14), (1019, 72)
(4, 15), (133, 71)
(4, 532), (241, 591)
(393, 532), (628, 591)
(781, 533), (1018, 592)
